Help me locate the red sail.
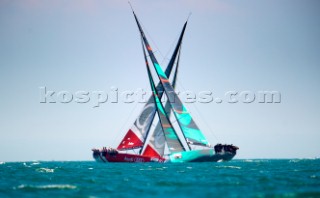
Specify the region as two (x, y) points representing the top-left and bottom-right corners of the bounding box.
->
(143, 144), (162, 158)
(117, 129), (144, 150)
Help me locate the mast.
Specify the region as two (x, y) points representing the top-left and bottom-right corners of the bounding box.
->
(141, 38), (185, 153)
(142, 45), (182, 157)
(131, 10), (210, 148)
(117, 10), (188, 152)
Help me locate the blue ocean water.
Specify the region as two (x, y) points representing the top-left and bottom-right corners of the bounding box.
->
(0, 159), (319, 197)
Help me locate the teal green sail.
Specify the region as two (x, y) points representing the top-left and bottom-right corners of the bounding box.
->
(144, 49), (181, 156)
(119, 11), (188, 153)
(142, 39), (185, 153)
(132, 11), (210, 147)
(151, 57), (209, 147)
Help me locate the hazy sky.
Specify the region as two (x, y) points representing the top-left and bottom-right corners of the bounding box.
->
(1, 0), (319, 161)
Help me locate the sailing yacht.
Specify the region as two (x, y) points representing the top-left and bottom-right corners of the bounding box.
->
(92, 9), (238, 163)
(92, 12), (187, 163)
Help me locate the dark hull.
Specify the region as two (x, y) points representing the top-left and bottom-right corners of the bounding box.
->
(188, 152), (236, 162)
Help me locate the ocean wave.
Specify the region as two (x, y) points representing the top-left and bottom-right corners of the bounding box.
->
(242, 159), (270, 163)
(0, 162), (5, 165)
(215, 165), (241, 169)
(16, 184), (77, 190)
(139, 168), (153, 171)
(289, 159), (302, 163)
(140, 167), (166, 171)
(23, 162), (31, 167)
(31, 162), (40, 165)
(289, 158), (319, 163)
(36, 168), (55, 173)
(310, 175), (317, 179)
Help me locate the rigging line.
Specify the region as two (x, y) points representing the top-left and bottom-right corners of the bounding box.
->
(193, 103), (220, 142)
(111, 101), (140, 146)
(128, 1), (164, 60)
(163, 12), (190, 66)
(163, 12), (190, 70)
(128, 1), (133, 11)
(140, 22), (165, 60)
(163, 11), (190, 66)
(161, 12), (190, 66)
(177, 81), (220, 142)
(160, 32), (180, 66)
(187, 12), (192, 21)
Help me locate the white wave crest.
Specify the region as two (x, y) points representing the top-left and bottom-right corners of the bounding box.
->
(23, 162), (31, 167)
(216, 165), (241, 169)
(16, 184), (77, 190)
(36, 168), (55, 173)
(31, 162), (40, 165)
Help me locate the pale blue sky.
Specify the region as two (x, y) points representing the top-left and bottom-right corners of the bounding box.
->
(0, 0), (319, 161)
